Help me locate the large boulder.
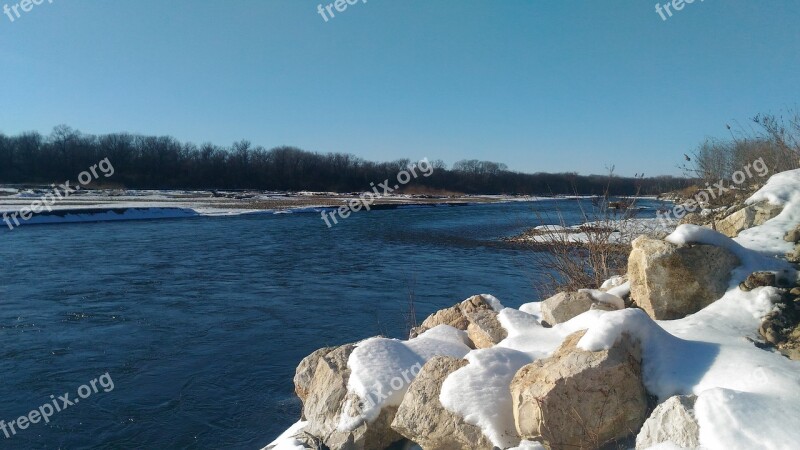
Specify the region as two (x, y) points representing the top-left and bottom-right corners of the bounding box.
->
(511, 330), (647, 449)
(302, 344), (404, 450)
(635, 395), (700, 449)
(392, 356), (496, 450)
(628, 236), (740, 320)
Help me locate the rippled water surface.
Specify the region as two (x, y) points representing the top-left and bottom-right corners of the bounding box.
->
(0, 199), (663, 449)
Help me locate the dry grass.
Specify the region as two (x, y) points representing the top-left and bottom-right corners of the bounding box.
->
(529, 169), (644, 297)
(529, 205), (634, 296)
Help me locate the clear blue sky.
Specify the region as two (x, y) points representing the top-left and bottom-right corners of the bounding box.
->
(1, 0), (798, 176)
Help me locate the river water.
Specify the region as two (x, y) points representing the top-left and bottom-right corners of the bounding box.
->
(0, 199), (664, 449)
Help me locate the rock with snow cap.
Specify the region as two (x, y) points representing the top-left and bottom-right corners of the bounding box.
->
(511, 330), (647, 449)
(392, 356), (496, 450)
(628, 236), (740, 319)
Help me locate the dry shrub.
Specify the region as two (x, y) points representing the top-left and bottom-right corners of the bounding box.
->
(530, 203), (633, 296)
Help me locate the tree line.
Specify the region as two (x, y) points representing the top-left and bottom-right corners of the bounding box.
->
(0, 125), (691, 195)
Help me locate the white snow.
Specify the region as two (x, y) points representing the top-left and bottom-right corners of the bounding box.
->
(436, 170), (800, 448)
(738, 169), (800, 255)
(439, 307), (611, 447)
(600, 275), (626, 289)
(606, 280), (631, 298)
(262, 421), (308, 450)
(508, 440), (547, 450)
(518, 217), (677, 245)
(440, 346), (535, 448)
(579, 288), (625, 309)
(337, 325), (472, 431)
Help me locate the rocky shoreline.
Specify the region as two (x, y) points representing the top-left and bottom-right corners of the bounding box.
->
(268, 170), (800, 450)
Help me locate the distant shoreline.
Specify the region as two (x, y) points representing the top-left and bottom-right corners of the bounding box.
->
(0, 187), (658, 214)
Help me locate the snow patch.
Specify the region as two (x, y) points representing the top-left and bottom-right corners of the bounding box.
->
(338, 325), (471, 431)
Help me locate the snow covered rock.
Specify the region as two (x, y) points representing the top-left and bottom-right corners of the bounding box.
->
(391, 356), (496, 450)
(628, 236), (740, 320)
(539, 291), (595, 325)
(510, 330), (647, 449)
(460, 294), (504, 315)
(265, 429), (325, 450)
(300, 343), (405, 449)
(635, 395), (700, 450)
(295, 346), (337, 403)
(263, 421), (319, 450)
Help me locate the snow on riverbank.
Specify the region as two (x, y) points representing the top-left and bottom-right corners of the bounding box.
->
(442, 171), (800, 449)
(269, 170), (800, 450)
(509, 217), (678, 245)
(0, 187), (536, 228)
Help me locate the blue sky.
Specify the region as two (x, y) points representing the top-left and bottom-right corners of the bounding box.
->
(0, 0), (797, 176)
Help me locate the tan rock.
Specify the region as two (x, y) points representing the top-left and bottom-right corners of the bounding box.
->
(628, 236), (740, 320)
(410, 305), (470, 339)
(410, 294), (497, 339)
(303, 344), (404, 450)
(295, 346), (336, 403)
(753, 202), (783, 226)
(539, 291), (595, 325)
(459, 294), (497, 315)
(788, 244), (800, 263)
(715, 205), (756, 237)
(715, 202), (782, 237)
(465, 309), (507, 348)
(392, 356), (496, 450)
(784, 225), (800, 243)
(511, 331), (647, 449)
(739, 271), (777, 291)
(635, 395), (700, 450)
